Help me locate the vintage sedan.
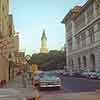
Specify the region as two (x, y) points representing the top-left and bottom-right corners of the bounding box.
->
(39, 72), (62, 89)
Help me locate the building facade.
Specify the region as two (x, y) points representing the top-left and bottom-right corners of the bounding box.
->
(62, 0), (100, 72)
(0, 0), (19, 81)
(0, 0), (9, 37)
(40, 29), (48, 53)
(14, 52), (28, 77)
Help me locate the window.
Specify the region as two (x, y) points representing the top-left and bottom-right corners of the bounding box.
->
(87, 4), (94, 23)
(7, 0), (9, 4)
(0, 17), (2, 34)
(9, 24), (12, 37)
(2, 6), (4, 11)
(95, 0), (100, 9)
(81, 32), (86, 47)
(88, 26), (95, 43)
(76, 34), (81, 49)
(5, 15), (7, 19)
(80, 14), (85, 28)
(95, 0), (100, 16)
(78, 57), (81, 71)
(68, 38), (72, 51)
(75, 17), (81, 32)
(97, 22), (100, 31)
(66, 22), (72, 33)
(75, 14), (85, 33)
(83, 56), (87, 68)
(8, 53), (12, 59)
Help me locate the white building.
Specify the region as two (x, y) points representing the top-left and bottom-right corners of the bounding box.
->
(62, 0), (100, 72)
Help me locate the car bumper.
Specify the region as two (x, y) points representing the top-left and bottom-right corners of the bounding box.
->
(40, 84), (61, 88)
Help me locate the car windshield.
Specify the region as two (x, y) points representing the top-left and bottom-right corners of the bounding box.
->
(39, 72), (57, 78)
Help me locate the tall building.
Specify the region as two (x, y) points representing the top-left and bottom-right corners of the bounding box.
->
(0, 0), (9, 37)
(0, 0), (10, 81)
(40, 30), (48, 53)
(62, 0), (100, 72)
(0, 0), (19, 81)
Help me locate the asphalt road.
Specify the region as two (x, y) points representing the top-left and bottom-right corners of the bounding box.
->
(40, 75), (100, 94)
(40, 76), (100, 100)
(41, 91), (100, 100)
(62, 76), (100, 92)
(7, 73), (100, 100)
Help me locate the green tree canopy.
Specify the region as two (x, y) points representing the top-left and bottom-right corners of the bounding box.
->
(30, 50), (66, 70)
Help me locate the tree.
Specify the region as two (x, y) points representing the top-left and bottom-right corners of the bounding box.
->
(30, 50), (66, 70)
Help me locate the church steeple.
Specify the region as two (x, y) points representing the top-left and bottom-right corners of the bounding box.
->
(40, 29), (48, 53)
(41, 29), (47, 40)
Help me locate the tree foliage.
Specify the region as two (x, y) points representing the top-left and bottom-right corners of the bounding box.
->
(30, 50), (66, 70)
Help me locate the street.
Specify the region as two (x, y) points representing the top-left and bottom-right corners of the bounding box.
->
(1, 73), (100, 100)
(41, 91), (100, 100)
(0, 0), (100, 100)
(62, 76), (100, 92)
(40, 75), (100, 100)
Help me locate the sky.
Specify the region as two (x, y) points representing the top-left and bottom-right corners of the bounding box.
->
(10, 0), (87, 55)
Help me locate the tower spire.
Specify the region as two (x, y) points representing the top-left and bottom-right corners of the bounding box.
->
(40, 29), (48, 53)
(41, 29), (47, 40)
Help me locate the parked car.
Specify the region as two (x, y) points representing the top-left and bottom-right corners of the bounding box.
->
(58, 70), (65, 75)
(62, 71), (69, 76)
(69, 71), (76, 76)
(81, 70), (90, 78)
(89, 72), (98, 79)
(73, 72), (82, 77)
(39, 72), (62, 89)
(81, 70), (98, 79)
(96, 72), (100, 79)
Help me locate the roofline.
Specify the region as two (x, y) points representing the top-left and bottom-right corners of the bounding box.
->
(61, 9), (72, 23)
(61, 0), (94, 23)
(61, 6), (81, 24)
(72, 0), (94, 20)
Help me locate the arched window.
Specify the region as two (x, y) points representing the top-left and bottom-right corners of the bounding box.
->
(83, 56), (87, 69)
(78, 57), (81, 71)
(71, 59), (74, 71)
(90, 54), (95, 71)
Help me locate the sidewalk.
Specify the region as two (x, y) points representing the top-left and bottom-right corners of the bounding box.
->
(7, 75), (24, 88)
(0, 74), (40, 100)
(7, 73), (33, 88)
